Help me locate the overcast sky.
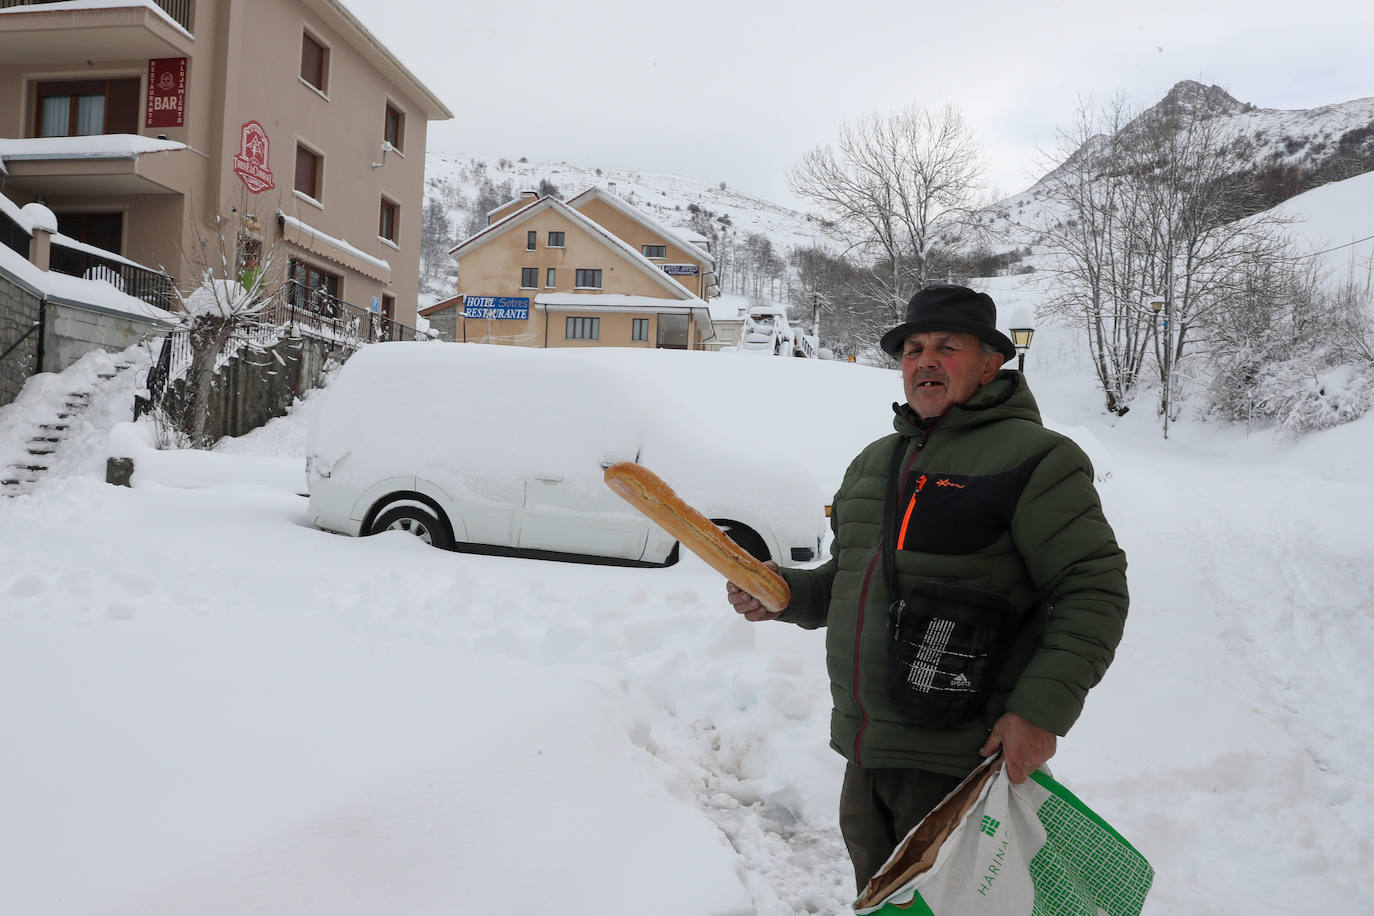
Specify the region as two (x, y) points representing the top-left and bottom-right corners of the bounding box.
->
(347, 0), (1372, 211)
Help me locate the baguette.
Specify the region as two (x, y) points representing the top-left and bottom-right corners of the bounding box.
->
(603, 462), (791, 612)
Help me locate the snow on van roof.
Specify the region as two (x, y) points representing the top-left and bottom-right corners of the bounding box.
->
(305, 343), (825, 533)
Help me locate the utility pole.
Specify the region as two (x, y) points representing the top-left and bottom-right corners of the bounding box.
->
(1163, 257), (1173, 440)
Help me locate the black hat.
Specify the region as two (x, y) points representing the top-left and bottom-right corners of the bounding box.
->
(879, 284), (1017, 362)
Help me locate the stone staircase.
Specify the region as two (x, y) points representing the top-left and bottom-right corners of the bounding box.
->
(2, 362), (133, 497)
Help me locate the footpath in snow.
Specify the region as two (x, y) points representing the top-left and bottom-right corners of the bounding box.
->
(2, 334), (1372, 915)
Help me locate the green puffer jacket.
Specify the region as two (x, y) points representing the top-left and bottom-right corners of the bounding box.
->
(779, 370), (1128, 778)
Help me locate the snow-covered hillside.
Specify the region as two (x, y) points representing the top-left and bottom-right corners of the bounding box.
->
(943, 81), (1374, 259)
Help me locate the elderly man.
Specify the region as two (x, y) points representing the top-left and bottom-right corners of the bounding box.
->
(727, 284), (1128, 890)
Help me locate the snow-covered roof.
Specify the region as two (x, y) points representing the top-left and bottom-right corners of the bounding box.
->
(668, 225), (710, 245)
(708, 292), (786, 322)
(0, 0), (193, 40)
(277, 210), (391, 278)
(533, 292), (710, 315)
(0, 135), (187, 163)
(450, 196), (701, 303)
(565, 186), (715, 268)
(486, 194), (539, 217)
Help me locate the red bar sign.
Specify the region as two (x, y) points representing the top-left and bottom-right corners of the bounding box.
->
(146, 57), (187, 128)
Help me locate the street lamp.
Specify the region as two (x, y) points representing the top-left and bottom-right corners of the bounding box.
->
(1009, 327), (1035, 372)
(1150, 297), (1170, 439)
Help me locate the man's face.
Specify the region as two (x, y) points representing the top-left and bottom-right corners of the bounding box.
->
(900, 331), (1004, 419)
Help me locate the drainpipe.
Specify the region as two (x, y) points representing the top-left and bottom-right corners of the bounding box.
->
(35, 298), (46, 373)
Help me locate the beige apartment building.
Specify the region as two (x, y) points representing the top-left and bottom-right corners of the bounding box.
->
(0, 0), (451, 330)
(441, 187), (718, 350)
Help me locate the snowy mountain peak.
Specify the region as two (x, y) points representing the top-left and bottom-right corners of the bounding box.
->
(1150, 80), (1248, 120)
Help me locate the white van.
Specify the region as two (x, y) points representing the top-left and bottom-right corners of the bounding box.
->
(738, 307), (794, 355)
(305, 343), (827, 567)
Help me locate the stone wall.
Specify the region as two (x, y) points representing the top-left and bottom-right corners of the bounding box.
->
(0, 270), (42, 407)
(177, 335), (343, 441)
(44, 300), (171, 374)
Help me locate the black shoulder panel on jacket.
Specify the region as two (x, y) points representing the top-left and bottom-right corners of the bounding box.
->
(898, 451), (1051, 555)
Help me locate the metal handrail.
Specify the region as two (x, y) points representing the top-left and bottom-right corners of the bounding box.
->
(48, 240), (177, 313)
(134, 279), (421, 417)
(0, 321), (39, 364)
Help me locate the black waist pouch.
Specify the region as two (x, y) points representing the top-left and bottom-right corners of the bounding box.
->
(885, 579), (1018, 728)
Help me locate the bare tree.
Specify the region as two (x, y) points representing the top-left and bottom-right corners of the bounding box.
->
(1037, 93), (1293, 421)
(167, 210), (282, 447)
(1036, 96), (1157, 414)
(790, 104), (988, 327)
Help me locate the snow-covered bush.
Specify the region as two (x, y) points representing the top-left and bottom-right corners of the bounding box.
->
(1250, 358), (1373, 437)
(1202, 257), (1374, 435)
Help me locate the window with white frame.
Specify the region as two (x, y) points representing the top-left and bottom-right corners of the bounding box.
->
(566, 317), (599, 340)
(521, 267), (538, 288)
(575, 268), (602, 289)
(526, 230), (537, 251)
(641, 244), (667, 259)
(547, 231), (565, 248)
(632, 318), (649, 341)
(546, 268), (556, 288)
(379, 197), (399, 242)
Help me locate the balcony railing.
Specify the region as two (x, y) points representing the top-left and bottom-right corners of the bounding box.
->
(0, 207), (28, 259)
(259, 280), (420, 344)
(47, 239), (177, 313)
(0, 0), (193, 31)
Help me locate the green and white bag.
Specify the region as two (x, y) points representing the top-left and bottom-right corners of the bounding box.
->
(853, 756), (1154, 915)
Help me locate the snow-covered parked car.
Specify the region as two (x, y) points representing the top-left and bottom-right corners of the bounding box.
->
(738, 307), (793, 355)
(305, 343), (827, 567)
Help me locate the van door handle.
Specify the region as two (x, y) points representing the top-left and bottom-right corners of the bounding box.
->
(535, 475), (564, 484)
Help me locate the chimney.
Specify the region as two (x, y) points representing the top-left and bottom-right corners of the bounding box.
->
(521, 189), (538, 199)
(608, 181), (617, 195)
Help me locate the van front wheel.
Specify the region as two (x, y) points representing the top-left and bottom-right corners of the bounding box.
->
(369, 505), (452, 549)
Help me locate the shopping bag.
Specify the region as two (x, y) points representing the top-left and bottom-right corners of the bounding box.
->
(853, 755), (1153, 915)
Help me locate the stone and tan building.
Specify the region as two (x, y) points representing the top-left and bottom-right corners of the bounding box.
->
(433, 186), (719, 350)
(0, 0), (451, 330)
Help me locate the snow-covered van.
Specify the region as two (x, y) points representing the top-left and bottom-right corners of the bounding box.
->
(305, 342), (827, 567)
(738, 307), (794, 355)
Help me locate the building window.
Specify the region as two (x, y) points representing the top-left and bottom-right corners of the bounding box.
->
(288, 258), (341, 316)
(547, 231), (565, 248)
(632, 318), (649, 341)
(301, 32), (329, 92)
(34, 79), (138, 137)
(575, 268), (602, 289)
(566, 317), (599, 340)
(295, 145), (322, 200)
(641, 244), (667, 259)
(546, 268), (556, 288)
(379, 198), (399, 242)
(521, 267), (539, 288)
(383, 103), (404, 152)
(526, 230), (537, 251)
(657, 313), (689, 349)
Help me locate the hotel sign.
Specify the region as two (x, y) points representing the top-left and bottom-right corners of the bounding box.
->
(661, 263), (699, 276)
(464, 296), (530, 320)
(232, 121), (275, 194)
(145, 57), (187, 128)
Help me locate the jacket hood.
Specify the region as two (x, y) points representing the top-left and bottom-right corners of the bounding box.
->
(892, 370), (1043, 436)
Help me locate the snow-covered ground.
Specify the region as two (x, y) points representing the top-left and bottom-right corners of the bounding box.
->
(2, 328), (1372, 915)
